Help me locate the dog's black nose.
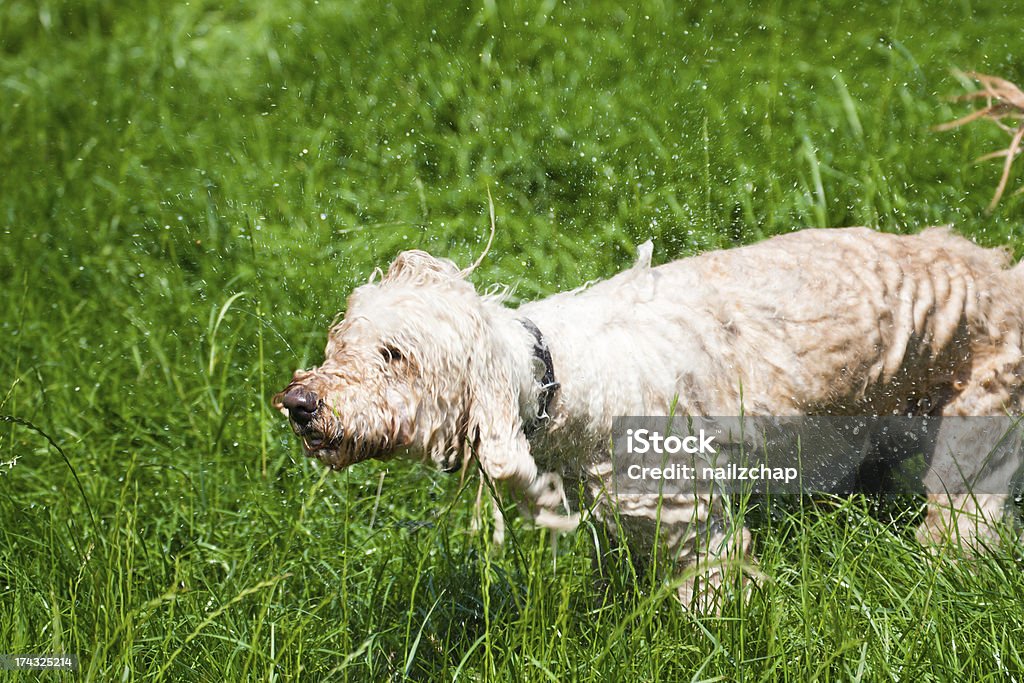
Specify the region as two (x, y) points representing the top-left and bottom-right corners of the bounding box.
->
(282, 387), (318, 426)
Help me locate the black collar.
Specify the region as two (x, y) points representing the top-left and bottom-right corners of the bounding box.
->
(518, 317), (559, 437)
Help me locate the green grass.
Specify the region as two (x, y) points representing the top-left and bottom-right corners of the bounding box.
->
(3, 0), (1024, 679)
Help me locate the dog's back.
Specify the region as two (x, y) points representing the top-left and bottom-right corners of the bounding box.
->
(523, 227), (1024, 420)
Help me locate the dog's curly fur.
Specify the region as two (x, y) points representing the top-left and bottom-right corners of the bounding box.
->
(275, 227), (1024, 608)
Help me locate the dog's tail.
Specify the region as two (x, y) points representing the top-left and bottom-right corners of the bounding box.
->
(632, 239), (653, 269)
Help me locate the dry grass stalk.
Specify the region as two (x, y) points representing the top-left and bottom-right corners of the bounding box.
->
(936, 71), (1024, 211)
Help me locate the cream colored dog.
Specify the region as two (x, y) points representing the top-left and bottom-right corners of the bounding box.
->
(275, 227), (1024, 607)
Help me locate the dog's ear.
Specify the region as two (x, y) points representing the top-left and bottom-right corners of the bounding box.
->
(383, 250), (464, 286)
(464, 356), (574, 524)
(464, 342), (539, 492)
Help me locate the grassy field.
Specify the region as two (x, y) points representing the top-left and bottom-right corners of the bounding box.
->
(3, 0), (1024, 679)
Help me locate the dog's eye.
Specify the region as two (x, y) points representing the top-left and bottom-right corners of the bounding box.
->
(380, 345), (404, 363)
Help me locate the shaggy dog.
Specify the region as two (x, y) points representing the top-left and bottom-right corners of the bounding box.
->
(274, 227), (1024, 607)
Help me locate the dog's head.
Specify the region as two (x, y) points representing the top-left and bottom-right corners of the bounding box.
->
(273, 250), (538, 487)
